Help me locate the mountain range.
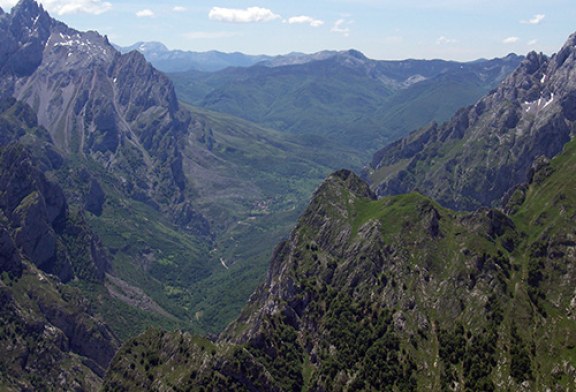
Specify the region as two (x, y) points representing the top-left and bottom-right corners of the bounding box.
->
(167, 50), (522, 154)
(0, 0), (349, 338)
(116, 41), (274, 73)
(370, 34), (576, 211)
(105, 33), (576, 391)
(1, 0), (575, 390)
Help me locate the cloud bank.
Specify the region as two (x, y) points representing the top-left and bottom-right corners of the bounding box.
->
(209, 7), (280, 23)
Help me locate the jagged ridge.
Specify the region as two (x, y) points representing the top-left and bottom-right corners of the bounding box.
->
(370, 33), (576, 211)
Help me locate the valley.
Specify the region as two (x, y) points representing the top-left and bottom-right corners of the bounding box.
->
(0, 0), (575, 390)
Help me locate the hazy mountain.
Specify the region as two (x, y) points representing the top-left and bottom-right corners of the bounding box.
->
(117, 41), (274, 72)
(169, 50), (522, 153)
(370, 33), (576, 211)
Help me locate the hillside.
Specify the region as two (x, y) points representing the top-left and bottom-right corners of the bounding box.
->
(104, 139), (576, 390)
(104, 29), (576, 392)
(0, 98), (119, 390)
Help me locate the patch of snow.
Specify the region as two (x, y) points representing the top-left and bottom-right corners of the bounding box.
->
(543, 93), (554, 108)
(540, 74), (547, 83)
(113, 78), (117, 83)
(220, 258), (230, 270)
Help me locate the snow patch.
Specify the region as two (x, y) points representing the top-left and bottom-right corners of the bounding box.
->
(540, 74), (547, 83)
(543, 93), (554, 108)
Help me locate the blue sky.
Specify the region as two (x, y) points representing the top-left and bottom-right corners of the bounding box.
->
(1, 0), (575, 61)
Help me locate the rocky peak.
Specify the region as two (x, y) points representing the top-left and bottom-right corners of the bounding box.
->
(370, 30), (576, 211)
(320, 169), (375, 199)
(343, 49), (368, 61)
(10, 0), (54, 42)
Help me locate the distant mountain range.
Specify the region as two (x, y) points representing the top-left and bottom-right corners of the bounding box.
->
(116, 41), (274, 72)
(168, 50), (522, 154)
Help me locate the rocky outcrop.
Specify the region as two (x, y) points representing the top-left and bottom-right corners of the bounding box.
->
(370, 33), (576, 211)
(0, 224), (23, 278)
(0, 260), (120, 390)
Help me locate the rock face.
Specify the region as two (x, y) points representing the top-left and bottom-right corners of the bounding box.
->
(0, 97), (109, 283)
(0, 97), (119, 390)
(0, 259), (120, 390)
(0, 0), (200, 225)
(370, 33), (576, 211)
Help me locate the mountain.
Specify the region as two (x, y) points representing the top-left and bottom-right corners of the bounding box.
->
(0, 0), (364, 337)
(169, 51), (522, 154)
(104, 140), (576, 390)
(103, 31), (576, 391)
(0, 98), (119, 390)
(369, 33), (576, 211)
(117, 42), (273, 72)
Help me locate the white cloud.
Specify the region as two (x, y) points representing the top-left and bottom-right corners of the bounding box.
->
(136, 9), (154, 18)
(527, 39), (538, 46)
(331, 19), (352, 37)
(0, 0), (17, 7)
(173, 6), (186, 13)
(286, 15), (324, 28)
(209, 7), (280, 23)
(503, 36), (520, 44)
(183, 31), (240, 39)
(436, 36), (457, 45)
(0, 0), (113, 15)
(521, 14), (545, 25)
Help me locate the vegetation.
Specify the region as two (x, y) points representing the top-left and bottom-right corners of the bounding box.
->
(106, 137), (576, 390)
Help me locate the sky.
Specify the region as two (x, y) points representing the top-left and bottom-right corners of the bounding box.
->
(1, 0), (576, 61)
